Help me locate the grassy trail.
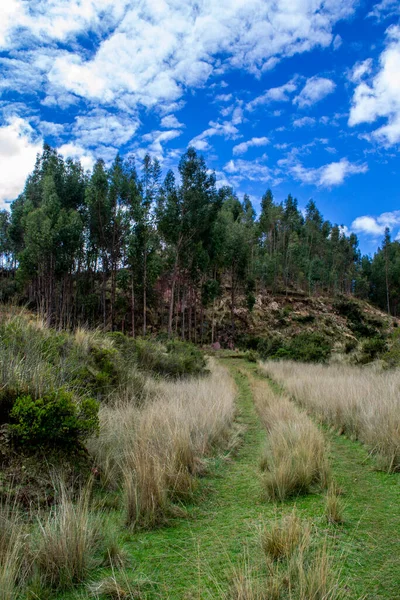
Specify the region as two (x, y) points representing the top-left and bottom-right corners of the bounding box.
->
(246, 359), (400, 600)
(68, 358), (399, 599)
(117, 360), (268, 599)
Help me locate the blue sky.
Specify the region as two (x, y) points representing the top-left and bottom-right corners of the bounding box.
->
(0, 0), (400, 255)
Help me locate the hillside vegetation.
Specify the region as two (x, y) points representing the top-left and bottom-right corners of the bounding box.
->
(1, 144), (400, 344)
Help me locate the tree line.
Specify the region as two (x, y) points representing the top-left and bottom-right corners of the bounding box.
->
(0, 144), (397, 339)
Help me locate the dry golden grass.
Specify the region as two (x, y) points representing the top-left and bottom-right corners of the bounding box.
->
(252, 380), (330, 501)
(33, 482), (100, 590)
(261, 510), (310, 562)
(0, 500), (28, 600)
(260, 361), (400, 472)
(89, 360), (236, 528)
(325, 483), (345, 525)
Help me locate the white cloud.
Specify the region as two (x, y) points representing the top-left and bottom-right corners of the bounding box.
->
(161, 115), (184, 129)
(294, 76), (336, 108)
(232, 136), (269, 155)
(0, 117), (42, 207)
(0, 1), (357, 113)
(332, 34), (342, 50)
(215, 94), (232, 102)
(0, 0), (24, 48)
(349, 59), (373, 83)
(352, 211), (400, 236)
(367, 0), (400, 21)
(141, 129), (182, 158)
(349, 26), (400, 145)
(246, 80), (297, 110)
(289, 158), (367, 187)
(224, 158), (274, 183)
(189, 120), (240, 152)
(58, 142), (96, 171)
(293, 116), (316, 128)
(73, 109), (140, 147)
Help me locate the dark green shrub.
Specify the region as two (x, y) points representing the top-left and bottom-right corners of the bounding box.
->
(279, 333), (332, 363)
(344, 338), (358, 354)
(246, 350), (258, 363)
(360, 336), (388, 363)
(246, 292), (256, 312)
(257, 336), (284, 359)
(9, 390), (99, 449)
(134, 339), (206, 378)
(294, 314), (315, 324)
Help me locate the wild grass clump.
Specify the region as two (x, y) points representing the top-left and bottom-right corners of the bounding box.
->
(261, 510), (310, 561)
(325, 483), (344, 525)
(260, 361), (400, 472)
(0, 500), (28, 600)
(33, 483), (100, 590)
(253, 381), (330, 501)
(88, 360), (235, 528)
(121, 361), (235, 528)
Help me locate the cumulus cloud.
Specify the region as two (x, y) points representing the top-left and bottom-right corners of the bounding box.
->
(0, 117), (42, 207)
(161, 115), (184, 129)
(349, 26), (400, 145)
(58, 142), (96, 171)
(293, 76), (336, 108)
(72, 109), (140, 147)
(189, 120), (240, 152)
(289, 158), (368, 187)
(232, 137), (269, 155)
(293, 116), (316, 128)
(142, 129), (182, 158)
(0, 1), (356, 113)
(367, 0), (400, 21)
(246, 80), (297, 110)
(224, 158), (275, 184)
(352, 211), (400, 236)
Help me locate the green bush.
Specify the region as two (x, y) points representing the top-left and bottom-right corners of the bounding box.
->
(360, 336), (388, 363)
(246, 350), (258, 363)
(9, 389), (99, 449)
(344, 338), (358, 354)
(134, 338), (206, 378)
(278, 333), (332, 363)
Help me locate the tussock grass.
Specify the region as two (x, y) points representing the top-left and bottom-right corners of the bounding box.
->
(253, 381), (330, 501)
(0, 500), (28, 600)
(89, 360), (236, 528)
(33, 482), (100, 590)
(260, 361), (400, 472)
(325, 483), (344, 525)
(261, 510), (310, 561)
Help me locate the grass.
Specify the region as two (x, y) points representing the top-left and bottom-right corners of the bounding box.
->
(259, 360), (400, 472)
(0, 342), (398, 598)
(252, 378), (330, 501)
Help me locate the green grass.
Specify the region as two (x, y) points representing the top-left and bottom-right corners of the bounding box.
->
(53, 358), (399, 599)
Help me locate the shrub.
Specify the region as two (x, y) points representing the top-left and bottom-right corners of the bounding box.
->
(344, 338), (357, 354)
(9, 390), (99, 449)
(282, 333), (332, 363)
(134, 339), (206, 378)
(360, 336), (387, 363)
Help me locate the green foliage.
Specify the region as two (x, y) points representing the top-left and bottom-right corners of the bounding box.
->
(335, 299), (378, 338)
(273, 333), (332, 363)
(294, 313), (315, 324)
(344, 338), (358, 354)
(9, 390), (99, 449)
(133, 338), (206, 377)
(360, 337), (387, 363)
